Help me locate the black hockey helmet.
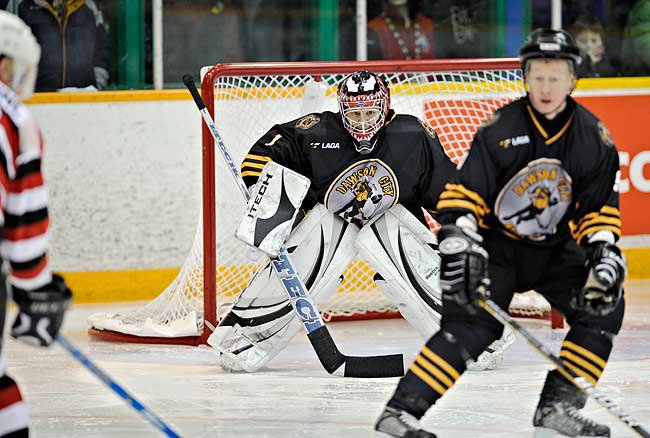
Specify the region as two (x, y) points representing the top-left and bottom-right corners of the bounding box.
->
(519, 28), (582, 72)
(337, 70), (390, 154)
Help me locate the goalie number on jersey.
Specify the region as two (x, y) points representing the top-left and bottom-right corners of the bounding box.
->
(236, 162), (311, 257)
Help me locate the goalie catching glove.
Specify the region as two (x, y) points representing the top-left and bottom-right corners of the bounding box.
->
(437, 217), (489, 309)
(236, 161), (311, 257)
(572, 242), (626, 316)
(10, 274), (72, 347)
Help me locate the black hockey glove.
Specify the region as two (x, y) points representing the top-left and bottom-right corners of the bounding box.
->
(438, 224), (489, 310)
(10, 274), (72, 347)
(572, 243), (626, 316)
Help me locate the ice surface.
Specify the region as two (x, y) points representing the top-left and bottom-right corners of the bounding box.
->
(4, 281), (650, 437)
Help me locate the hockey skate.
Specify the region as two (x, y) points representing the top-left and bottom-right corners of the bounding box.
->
(375, 406), (437, 438)
(467, 326), (516, 371)
(533, 371), (610, 437)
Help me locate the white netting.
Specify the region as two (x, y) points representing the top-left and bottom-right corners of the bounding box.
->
(89, 62), (554, 340)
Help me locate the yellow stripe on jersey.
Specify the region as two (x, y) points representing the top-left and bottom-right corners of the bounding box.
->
(241, 170), (262, 178)
(241, 161), (267, 170)
(243, 154), (272, 163)
(437, 199), (483, 218)
(409, 363), (448, 396)
(445, 184), (489, 212)
(545, 113), (574, 145)
(601, 206), (620, 216)
(562, 341), (607, 368)
(572, 206), (621, 244)
(526, 105), (575, 145)
(421, 346), (461, 380)
(437, 183), (489, 222)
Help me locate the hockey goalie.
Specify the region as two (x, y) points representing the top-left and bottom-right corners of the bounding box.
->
(209, 70), (513, 374)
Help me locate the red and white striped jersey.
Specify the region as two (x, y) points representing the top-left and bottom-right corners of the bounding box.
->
(0, 81), (51, 291)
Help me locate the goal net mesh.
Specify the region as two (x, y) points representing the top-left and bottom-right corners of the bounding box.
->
(88, 61), (554, 342)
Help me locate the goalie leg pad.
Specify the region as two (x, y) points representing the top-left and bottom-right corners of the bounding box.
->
(355, 205), (442, 340)
(210, 204), (359, 372)
(236, 161), (311, 258)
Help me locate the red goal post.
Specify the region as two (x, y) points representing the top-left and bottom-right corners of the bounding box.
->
(88, 59), (563, 346)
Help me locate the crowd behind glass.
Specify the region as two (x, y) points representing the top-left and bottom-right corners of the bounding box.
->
(2, 0), (648, 91)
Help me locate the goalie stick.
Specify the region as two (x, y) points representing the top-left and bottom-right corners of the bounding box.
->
(183, 74), (404, 378)
(474, 282), (650, 438)
(56, 336), (180, 437)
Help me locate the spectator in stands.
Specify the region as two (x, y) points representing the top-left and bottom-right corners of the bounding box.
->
(569, 15), (617, 77)
(421, 0), (490, 58)
(622, 0), (650, 76)
(367, 0), (435, 60)
(5, 0), (111, 91)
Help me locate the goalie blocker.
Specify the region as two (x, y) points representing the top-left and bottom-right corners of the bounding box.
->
(236, 161), (310, 258)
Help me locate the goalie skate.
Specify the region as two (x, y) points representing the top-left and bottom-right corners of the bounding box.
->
(214, 302), (298, 372)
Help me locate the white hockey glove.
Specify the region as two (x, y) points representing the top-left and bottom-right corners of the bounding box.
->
(573, 242), (626, 316)
(236, 162), (310, 257)
(438, 219), (488, 311)
(10, 274), (72, 347)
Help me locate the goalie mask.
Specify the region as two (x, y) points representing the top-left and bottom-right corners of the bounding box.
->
(519, 28), (582, 73)
(337, 70), (390, 154)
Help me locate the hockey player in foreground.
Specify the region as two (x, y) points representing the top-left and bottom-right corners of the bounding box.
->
(375, 29), (626, 437)
(209, 70), (512, 374)
(0, 12), (72, 437)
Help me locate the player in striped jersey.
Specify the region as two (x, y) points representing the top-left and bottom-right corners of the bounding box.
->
(375, 29), (626, 437)
(0, 11), (72, 438)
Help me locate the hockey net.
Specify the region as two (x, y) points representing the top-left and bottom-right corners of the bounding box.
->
(89, 59), (562, 346)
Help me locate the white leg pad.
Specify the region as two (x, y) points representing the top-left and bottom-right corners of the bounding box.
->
(209, 204), (359, 372)
(355, 205), (442, 340)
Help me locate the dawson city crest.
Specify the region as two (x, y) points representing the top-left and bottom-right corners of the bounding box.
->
(495, 158), (572, 241)
(325, 159), (399, 227)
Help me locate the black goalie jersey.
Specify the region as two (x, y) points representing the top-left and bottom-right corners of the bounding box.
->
(437, 96), (621, 247)
(241, 110), (457, 227)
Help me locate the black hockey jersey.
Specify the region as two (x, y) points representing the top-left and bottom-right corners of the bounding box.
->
(241, 110), (457, 227)
(437, 96), (621, 247)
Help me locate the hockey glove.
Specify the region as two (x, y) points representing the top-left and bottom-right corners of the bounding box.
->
(10, 274), (72, 347)
(572, 243), (626, 316)
(438, 224), (489, 310)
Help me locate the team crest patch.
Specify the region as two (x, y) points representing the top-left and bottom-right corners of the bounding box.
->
(295, 114), (320, 130)
(495, 158), (572, 241)
(418, 119), (438, 139)
(598, 121), (614, 147)
(480, 112), (500, 128)
(324, 159), (399, 227)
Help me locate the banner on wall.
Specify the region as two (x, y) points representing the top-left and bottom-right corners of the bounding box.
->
(576, 95), (649, 236)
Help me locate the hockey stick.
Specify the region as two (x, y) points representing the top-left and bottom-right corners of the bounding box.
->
(183, 74), (404, 378)
(474, 283), (650, 438)
(56, 336), (181, 437)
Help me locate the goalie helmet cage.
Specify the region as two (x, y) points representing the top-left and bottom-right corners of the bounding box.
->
(88, 59), (563, 346)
